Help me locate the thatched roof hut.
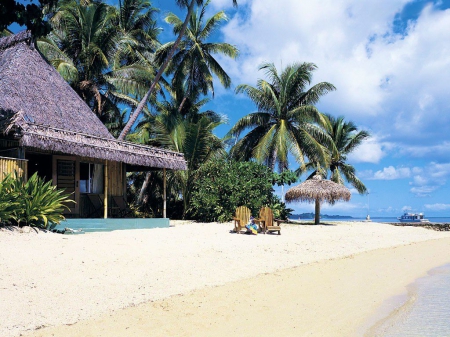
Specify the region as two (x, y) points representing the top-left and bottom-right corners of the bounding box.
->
(0, 31), (186, 171)
(285, 174), (351, 225)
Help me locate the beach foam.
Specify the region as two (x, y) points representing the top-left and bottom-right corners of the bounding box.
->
(367, 264), (450, 336)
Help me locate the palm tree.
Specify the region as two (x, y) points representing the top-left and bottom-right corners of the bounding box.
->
(38, 0), (163, 124)
(322, 114), (370, 193)
(155, 0), (238, 112)
(110, 0), (160, 68)
(228, 62), (336, 172)
(37, 0), (120, 117)
(118, 0), (238, 140)
(135, 93), (226, 218)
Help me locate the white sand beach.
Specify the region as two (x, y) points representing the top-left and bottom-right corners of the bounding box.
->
(2, 221), (450, 337)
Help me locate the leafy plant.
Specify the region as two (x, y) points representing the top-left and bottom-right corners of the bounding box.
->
(9, 173), (74, 228)
(272, 170), (298, 186)
(0, 173), (18, 224)
(268, 195), (294, 220)
(190, 160), (274, 222)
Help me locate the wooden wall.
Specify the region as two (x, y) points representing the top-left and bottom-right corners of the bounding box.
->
(0, 156), (27, 179)
(107, 160), (126, 198)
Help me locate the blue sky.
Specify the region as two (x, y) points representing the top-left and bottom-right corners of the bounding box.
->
(10, 0), (450, 217)
(157, 0), (450, 218)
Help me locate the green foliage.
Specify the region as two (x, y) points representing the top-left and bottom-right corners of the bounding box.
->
(156, 0), (238, 107)
(272, 170), (298, 186)
(0, 0), (57, 37)
(228, 62), (335, 171)
(297, 114), (370, 194)
(268, 195), (293, 220)
(135, 93), (226, 219)
(190, 160), (274, 222)
(0, 174), (18, 224)
(5, 173), (73, 228)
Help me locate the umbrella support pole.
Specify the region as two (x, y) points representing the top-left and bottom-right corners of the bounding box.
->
(315, 199), (320, 225)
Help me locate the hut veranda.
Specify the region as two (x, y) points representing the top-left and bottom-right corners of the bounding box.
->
(0, 32), (187, 218)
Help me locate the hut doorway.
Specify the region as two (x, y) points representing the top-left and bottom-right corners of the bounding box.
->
(52, 155), (80, 214)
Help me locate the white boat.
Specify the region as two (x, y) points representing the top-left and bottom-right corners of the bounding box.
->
(397, 213), (430, 223)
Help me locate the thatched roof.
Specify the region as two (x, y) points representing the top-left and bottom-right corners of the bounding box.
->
(0, 32), (186, 170)
(285, 174), (351, 204)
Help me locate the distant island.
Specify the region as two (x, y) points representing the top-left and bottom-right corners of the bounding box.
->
(292, 213), (354, 219)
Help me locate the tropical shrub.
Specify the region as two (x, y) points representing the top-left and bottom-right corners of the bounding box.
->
(0, 174), (18, 224)
(267, 195), (294, 220)
(190, 160), (274, 222)
(8, 173), (73, 228)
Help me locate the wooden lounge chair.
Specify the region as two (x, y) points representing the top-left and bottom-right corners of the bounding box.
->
(232, 206), (251, 234)
(112, 196), (133, 218)
(255, 206), (281, 235)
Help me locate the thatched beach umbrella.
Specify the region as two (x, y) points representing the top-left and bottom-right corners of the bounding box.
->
(285, 174), (351, 225)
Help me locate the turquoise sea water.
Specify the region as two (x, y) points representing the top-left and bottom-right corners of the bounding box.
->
(367, 264), (450, 336)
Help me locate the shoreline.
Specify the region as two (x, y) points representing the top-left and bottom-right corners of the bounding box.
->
(365, 262), (450, 336)
(22, 238), (450, 337)
(2, 221), (450, 336)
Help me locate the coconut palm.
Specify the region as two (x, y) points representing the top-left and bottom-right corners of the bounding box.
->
(135, 93), (226, 218)
(118, 0), (238, 140)
(323, 114), (370, 193)
(110, 0), (160, 68)
(37, 0), (120, 117)
(155, 0), (238, 112)
(38, 0), (164, 124)
(228, 62), (336, 172)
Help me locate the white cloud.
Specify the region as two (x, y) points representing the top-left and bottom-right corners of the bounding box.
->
(408, 162), (450, 196)
(347, 137), (385, 163)
(378, 206), (398, 213)
(424, 203), (450, 211)
(397, 142), (450, 160)
(402, 205), (412, 212)
(358, 161), (450, 196)
(410, 185), (439, 197)
(371, 166), (411, 180)
(349, 188), (359, 194)
(219, 1), (450, 154)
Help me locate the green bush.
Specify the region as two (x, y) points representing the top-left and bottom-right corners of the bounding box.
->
(0, 174), (18, 224)
(189, 160), (275, 222)
(1, 172), (74, 228)
(268, 195), (294, 220)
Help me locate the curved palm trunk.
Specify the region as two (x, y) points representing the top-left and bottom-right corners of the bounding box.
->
(315, 199), (320, 225)
(137, 171), (152, 205)
(178, 96), (188, 113)
(118, 0), (197, 140)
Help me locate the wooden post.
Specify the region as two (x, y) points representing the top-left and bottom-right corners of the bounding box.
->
(104, 161), (108, 219)
(315, 199), (320, 225)
(163, 168), (167, 218)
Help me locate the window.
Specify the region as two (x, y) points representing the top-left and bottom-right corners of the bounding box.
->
(80, 162), (104, 193)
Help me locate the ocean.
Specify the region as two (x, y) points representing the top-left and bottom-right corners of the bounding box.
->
(366, 264), (450, 336)
(328, 216), (450, 336)
(309, 217), (450, 223)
